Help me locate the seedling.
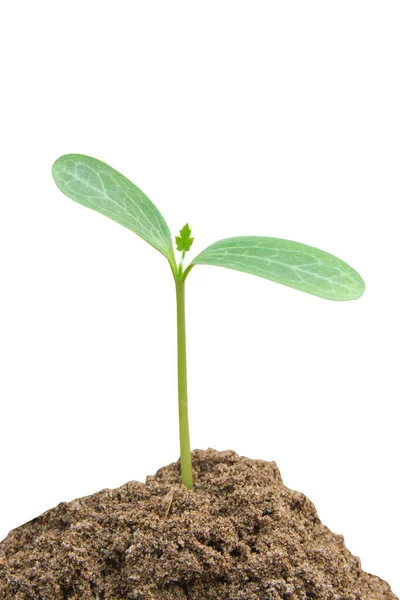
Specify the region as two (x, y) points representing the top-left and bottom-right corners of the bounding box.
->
(52, 155), (365, 490)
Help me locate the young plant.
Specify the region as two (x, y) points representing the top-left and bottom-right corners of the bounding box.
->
(52, 155), (365, 490)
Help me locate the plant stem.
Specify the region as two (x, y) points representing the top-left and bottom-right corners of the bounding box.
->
(175, 278), (193, 489)
(178, 251), (186, 277)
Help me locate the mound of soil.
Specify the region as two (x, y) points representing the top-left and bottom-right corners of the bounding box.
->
(0, 449), (397, 599)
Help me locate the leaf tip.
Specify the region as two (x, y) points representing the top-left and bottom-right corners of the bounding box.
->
(52, 154), (73, 183)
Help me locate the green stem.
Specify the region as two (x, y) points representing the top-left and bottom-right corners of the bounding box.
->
(178, 251), (186, 277)
(175, 278), (193, 489)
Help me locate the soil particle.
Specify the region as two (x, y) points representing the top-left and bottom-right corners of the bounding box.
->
(0, 449), (397, 599)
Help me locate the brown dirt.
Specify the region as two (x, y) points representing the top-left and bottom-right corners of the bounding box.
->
(0, 449), (397, 600)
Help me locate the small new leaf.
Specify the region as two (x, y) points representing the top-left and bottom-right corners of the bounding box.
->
(175, 223), (194, 253)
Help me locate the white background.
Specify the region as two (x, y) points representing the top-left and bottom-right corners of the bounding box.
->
(1, 1), (399, 595)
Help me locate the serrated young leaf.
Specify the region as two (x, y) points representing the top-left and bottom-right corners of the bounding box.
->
(175, 223), (194, 253)
(52, 154), (176, 268)
(190, 236), (365, 301)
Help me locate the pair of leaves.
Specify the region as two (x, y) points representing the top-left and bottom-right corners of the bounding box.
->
(52, 154), (365, 301)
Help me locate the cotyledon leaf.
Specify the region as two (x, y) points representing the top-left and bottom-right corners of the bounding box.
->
(52, 154), (176, 268)
(190, 237), (365, 300)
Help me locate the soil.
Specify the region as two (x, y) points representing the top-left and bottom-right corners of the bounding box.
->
(0, 449), (397, 600)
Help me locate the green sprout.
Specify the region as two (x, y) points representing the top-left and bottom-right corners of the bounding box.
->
(52, 154), (365, 490)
